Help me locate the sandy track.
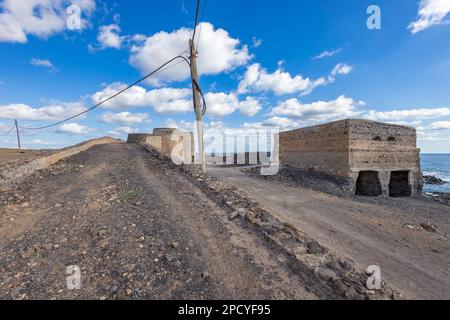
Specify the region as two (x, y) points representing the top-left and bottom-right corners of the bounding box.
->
(208, 167), (450, 300)
(0, 144), (315, 300)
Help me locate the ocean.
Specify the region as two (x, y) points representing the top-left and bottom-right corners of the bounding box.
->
(421, 154), (450, 194)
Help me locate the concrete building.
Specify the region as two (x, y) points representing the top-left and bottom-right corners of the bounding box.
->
(127, 128), (194, 163)
(279, 119), (422, 197)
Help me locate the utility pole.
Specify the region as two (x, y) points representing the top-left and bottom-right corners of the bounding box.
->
(14, 119), (21, 150)
(189, 2), (206, 173)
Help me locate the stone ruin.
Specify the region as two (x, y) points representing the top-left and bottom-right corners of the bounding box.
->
(127, 128), (194, 163)
(279, 119), (422, 197)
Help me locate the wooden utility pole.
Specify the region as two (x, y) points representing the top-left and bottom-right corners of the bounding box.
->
(189, 38), (206, 173)
(14, 119), (21, 150)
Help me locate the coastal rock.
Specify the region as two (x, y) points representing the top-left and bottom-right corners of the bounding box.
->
(424, 175), (446, 185)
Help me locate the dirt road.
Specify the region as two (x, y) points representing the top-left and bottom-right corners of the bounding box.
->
(208, 167), (450, 300)
(0, 144), (316, 300)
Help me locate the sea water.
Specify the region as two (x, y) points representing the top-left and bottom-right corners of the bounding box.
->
(421, 154), (450, 193)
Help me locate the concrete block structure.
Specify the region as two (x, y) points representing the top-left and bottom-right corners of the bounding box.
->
(127, 128), (194, 163)
(280, 119), (422, 197)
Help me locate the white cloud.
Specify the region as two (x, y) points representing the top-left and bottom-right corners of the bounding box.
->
(313, 48), (342, 60)
(29, 139), (56, 145)
(365, 107), (450, 122)
(205, 92), (263, 117)
(96, 24), (123, 49)
(0, 102), (87, 121)
(56, 123), (92, 134)
(409, 0), (450, 33)
(99, 112), (150, 125)
(30, 58), (57, 71)
(129, 22), (251, 86)
(0, 0), (96, 43)
(251, 36), (262, 48)
(238, 62), (352, 96)
(239, 97), (262, 116)
(271, 95), (363, 122)
(430, 121), (450, 130)
(91, 82), (193, 114)
(108, 126), (140, 136)
(243, 117), (301, 131)
(205, 92), (240, 117)
(330, 63), (352, 76)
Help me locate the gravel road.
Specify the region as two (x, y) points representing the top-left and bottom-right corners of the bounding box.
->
(208, 167), (450, 300)
(0, 144), (316, 300)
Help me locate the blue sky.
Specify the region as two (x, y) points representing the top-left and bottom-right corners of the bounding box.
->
(1, 0), (450, 152)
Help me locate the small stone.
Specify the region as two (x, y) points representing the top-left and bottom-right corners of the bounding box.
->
(420, 223), (438, 233)
(170, 241), (179, 249)
(22, 248), (35, 258)
(307, 241), (326, 255)
(98, 239), (109, 249)
(344, 287), (359, 299)
(54, 203), (62, 208)
(21, 202), (30, 208)
(229, 211), (239, 221)
(125, 288), (132, 296)
(316, 268), (337, 281)
(201, 271), (210, 281)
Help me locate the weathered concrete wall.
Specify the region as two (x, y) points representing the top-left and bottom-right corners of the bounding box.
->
(280, 119), (422, 197)
(0, 137), (121, 189)
(280, 120), (350, 177)
(347, 120), (422, 196)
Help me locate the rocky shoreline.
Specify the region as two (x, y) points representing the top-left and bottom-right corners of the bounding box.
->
(424, 175), (447, 186)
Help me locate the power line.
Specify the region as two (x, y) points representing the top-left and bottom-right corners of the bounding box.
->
(0, 126), (15, 136)
(19, 55), (191, 131)
(192, 0), (201, 41)
(196, 0), (207, 49)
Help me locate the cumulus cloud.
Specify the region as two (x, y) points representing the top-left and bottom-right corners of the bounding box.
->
(243, 117), (301, 131)
(365, 107), (450, 122)
(129, 22), (251, 86)
(92, 83), (259, 118)
(108, 126), (140, 136)
(239, 97), (262, 117)
(0, 102), (87, 121)
(95, 24), (123, 50)
(409, 0), (450, 33)
(98, 111), (150, 125)
(271, 95), (363, 122)
(430, 121), (450, 130)
(313, 48), (342, 60)
(30, 58), (57, 71)
(205, 92), (263, 117)
(0, 0), (96, 43)
(238, 62), (352, 96)
(56, 122), (92, 134)
(91, 82), (193, 114)
(29, 139), (56, 145)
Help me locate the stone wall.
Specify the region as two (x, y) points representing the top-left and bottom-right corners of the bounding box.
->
(280, 120), (350, 177)
(128, 129), (194, 164)
(280, 119), (422, 197)
(347, 119), (422, 196)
